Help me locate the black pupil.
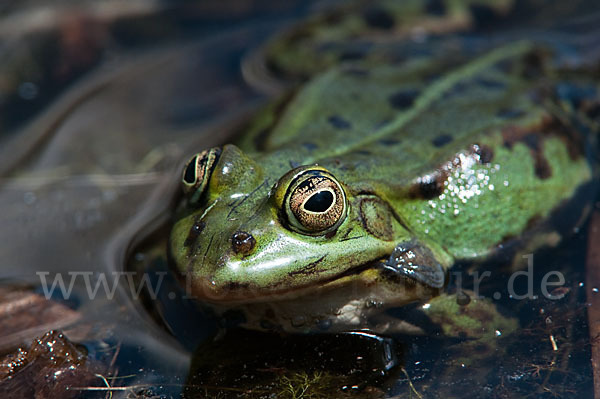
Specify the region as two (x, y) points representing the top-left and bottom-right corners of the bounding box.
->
(304, 190), (334, 213)
(183, 156), (198, 184)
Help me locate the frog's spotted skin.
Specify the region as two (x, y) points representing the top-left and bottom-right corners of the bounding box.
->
(170, 2), (598, 332)
(248, 0), (514, 85)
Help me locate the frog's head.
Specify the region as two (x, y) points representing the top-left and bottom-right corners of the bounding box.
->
(170, 144), (423, 304)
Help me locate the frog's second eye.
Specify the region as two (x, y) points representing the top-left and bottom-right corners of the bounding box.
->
(284, 170), (347, 234)
(181, 147), (221, 205)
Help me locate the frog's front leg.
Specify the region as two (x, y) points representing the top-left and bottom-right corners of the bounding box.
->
(381, 239), (447, 290)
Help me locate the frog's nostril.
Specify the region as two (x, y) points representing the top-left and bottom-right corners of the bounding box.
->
(231, 231), (256, 255)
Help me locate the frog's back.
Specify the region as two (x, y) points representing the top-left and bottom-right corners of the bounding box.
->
(239, 38), (597, 262)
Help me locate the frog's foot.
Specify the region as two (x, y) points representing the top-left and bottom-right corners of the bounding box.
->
(380, 240), (447, 289)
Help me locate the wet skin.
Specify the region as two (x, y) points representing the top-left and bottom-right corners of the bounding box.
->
(170, 1), (597, 332)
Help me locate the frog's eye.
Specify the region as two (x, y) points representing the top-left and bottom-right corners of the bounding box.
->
(283, 169), (347, 234)
(181, 147), (221, 205)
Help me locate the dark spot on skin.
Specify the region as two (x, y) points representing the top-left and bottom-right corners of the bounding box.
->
(409, 172), (447, 200)
(424, 73), (441, 83)
(184, 218), (205, 248)
(469, 4), (500, 29)
(432, 134), (453, 147)
(289, 160), (300, 169)
(302, 142), (318, 151)
(388, 53), (406, 65)
(500, 115), (589, 179)
(474, 144), (494, 164)
(497, 108), (525, 119)
(522, 50), (547, 79)
(288, 255), (327, 277)
(502, 127), (524, 149)
(362, 6), (395, 30)
(504, 132), (552, 179)
(534, 154), (552, 179)
(424, 0), (446, 15)
(379, 138), (399, 146)
(339, 48), (367, 61)
(327, 115), (352, 129)
(476, 78), (505, 89)
(388, 89), (419, 110)
(556, 121), (586, 161)
(231, 231), (256, 255)
(343, 66), (370, 77)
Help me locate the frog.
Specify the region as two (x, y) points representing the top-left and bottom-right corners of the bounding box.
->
(169, 0), (598, 333)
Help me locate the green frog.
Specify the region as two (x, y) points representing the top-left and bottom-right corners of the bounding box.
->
(169, 0), (598, 333)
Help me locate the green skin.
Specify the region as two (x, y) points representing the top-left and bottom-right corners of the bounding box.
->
(256, 0), (514, 83)
(170, 5), (596, 332)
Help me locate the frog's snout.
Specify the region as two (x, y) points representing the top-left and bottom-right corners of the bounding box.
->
(231, 231), (256, 255)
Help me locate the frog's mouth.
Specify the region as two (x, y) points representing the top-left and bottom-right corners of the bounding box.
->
(183, 258), (436, 305)
(179, 260), (373, 303)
